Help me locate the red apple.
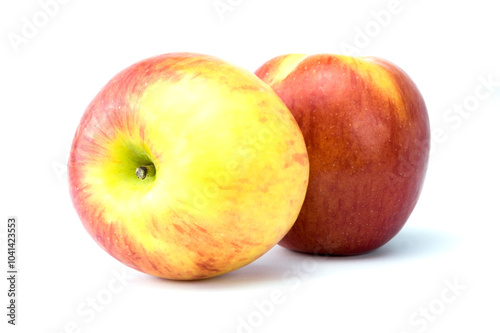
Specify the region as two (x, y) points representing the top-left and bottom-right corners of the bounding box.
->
(255, 54), (430, 255)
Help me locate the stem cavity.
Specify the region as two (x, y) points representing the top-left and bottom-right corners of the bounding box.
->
(135, 164), (155, 180)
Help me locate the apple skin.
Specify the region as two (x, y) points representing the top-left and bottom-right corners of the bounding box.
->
(255, 54), (430, 255)
(68, 53), (309, 280)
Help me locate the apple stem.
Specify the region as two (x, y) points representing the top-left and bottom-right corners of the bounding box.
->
(135, 164), (155, 180)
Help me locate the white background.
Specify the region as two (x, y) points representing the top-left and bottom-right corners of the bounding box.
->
(1, 0), (499, 332)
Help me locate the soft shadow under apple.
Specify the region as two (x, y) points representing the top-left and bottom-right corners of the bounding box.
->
(134, 226), (462, 288)
(362, 226), (462, 260)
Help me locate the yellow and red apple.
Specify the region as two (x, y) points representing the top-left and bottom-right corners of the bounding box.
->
(256, 54), (430, 255)
(68, 53), (309, 280)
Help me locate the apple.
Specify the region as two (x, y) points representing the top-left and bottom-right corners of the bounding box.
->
(68, 53), (309, 280)
(255, 54), (430, 255)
